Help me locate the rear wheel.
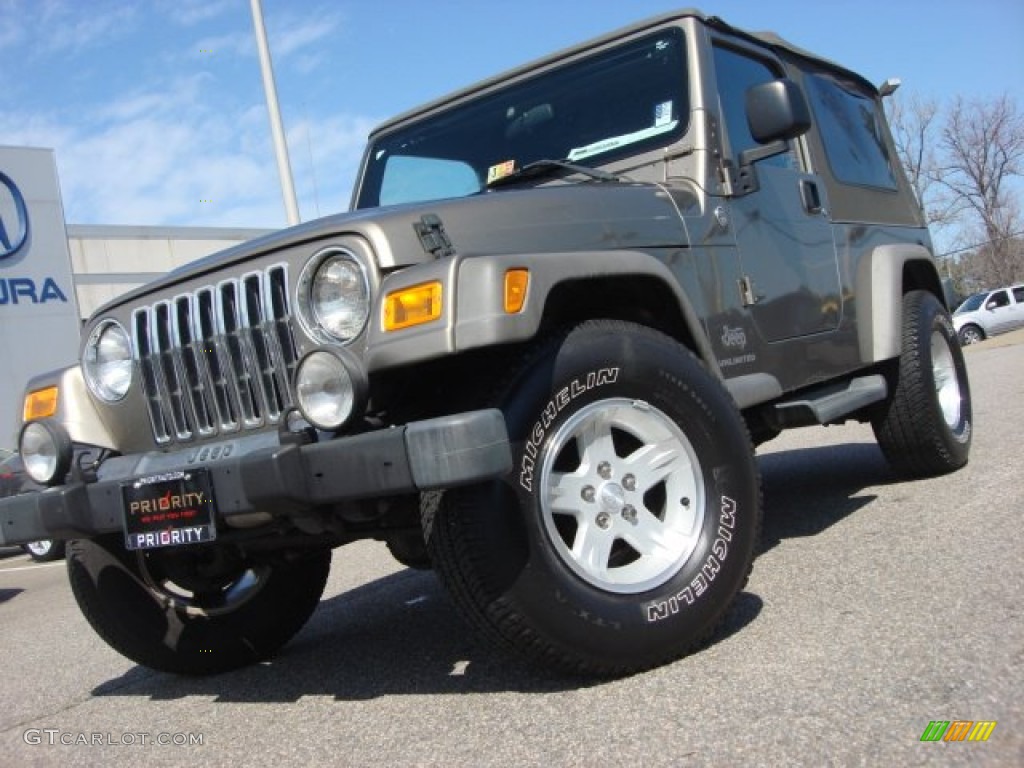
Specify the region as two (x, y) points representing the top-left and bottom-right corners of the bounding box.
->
(874, 290), (972, 477)
(424, 320), (761, 676)
(68, 538), (330, 675)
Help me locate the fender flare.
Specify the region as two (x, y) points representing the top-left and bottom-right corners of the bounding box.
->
(454, 250), (718, 374)
(365, 250), (718, 376)
(854, 243), (943, 363)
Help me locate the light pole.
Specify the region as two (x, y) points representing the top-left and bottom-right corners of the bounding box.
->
(250, 0), (300, 226)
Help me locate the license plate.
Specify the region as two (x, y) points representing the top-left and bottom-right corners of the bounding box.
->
(122, 470), (217, 551)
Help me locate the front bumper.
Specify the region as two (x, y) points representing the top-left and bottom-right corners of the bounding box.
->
(0, 409), (511, 546)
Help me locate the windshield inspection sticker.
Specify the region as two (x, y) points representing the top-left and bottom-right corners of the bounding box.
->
(487, 160), (516, 185)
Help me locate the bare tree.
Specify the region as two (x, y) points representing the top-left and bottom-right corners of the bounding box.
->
(937, 95), (1024, 286)
(886, 93), (961, 230)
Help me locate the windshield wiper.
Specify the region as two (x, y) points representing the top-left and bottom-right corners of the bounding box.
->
(487, 159), (621, 189)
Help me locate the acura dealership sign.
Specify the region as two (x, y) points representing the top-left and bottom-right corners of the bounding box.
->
(0, 147), (81, 448)
(0, 169), (30, 258)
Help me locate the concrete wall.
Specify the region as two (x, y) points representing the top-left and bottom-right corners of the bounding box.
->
(67, 225), (273, 319)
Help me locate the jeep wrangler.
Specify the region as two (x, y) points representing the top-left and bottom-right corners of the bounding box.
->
(0, 10), (971, 677)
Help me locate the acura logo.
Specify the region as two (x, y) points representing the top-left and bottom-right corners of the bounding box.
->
(0, 171), (30, 260)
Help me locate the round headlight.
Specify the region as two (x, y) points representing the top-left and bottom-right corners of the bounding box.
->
(294, 349), (368, 431)
(299, 250), (371, 343)
(20, 420), (73, 486)
(83, 320), (133, 402)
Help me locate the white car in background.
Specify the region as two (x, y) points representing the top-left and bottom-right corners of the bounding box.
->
(953, 284), (1024, 345)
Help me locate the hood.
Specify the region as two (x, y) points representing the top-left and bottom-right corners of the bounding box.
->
(94, 182), (692, 316)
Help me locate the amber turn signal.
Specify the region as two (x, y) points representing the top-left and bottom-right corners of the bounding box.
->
(504, 269), (529, 314)
(23, 386), (59, 421)
(383, 281), (443, 331)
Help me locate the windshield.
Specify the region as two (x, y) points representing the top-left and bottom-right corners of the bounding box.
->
(955, 293), (986, 314)
(355, 29), (688, 209)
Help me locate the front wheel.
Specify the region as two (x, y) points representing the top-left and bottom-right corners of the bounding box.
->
(68, 538), (330, 675)
(958, 324), (984, 346)
(873, 290), (972, 477)
(424, 320), (761, 676)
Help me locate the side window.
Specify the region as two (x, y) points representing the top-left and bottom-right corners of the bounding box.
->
(988, 290), (1010, 309)
(805, 72), (898, 190)
(1012, 286), (1024, 303)
(712, 45), (797, 170)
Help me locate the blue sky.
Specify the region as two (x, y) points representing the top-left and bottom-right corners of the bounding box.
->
(1, 0), (1021, 230)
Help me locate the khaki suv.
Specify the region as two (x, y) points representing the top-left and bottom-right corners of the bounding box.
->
(0, 10), (971, 677)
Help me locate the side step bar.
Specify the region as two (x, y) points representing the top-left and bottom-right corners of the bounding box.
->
(770, 374), (888, 429)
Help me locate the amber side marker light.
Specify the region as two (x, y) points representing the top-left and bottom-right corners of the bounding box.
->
(23, 386), (59, 421)
(384, 281), (443, 331)
(504, 269), (529, 314)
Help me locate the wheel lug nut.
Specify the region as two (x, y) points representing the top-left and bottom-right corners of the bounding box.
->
(598, 462), (612, 479)
(680, 497), (690, 507)
(581, 485), (596, 503)
(622, 505), (637, 524)
(623, 474), (636, 491)
(596, 512), (611, 529)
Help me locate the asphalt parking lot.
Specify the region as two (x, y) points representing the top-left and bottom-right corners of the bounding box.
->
(0, 332), (1021, 767)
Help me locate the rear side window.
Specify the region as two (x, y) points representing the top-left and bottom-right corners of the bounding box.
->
(1012, 286), (1024, 303)
(805, 73), (897, 190)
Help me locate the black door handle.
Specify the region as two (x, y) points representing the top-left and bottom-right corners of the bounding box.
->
(800, 179), (824, 215)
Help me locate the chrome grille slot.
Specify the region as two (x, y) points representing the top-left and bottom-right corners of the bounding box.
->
(174, 296), (216, 437)
(242, 273), (285, 421)
(134, 310), (171, 443)
(219, 280), (262, 428)
(133, 265), (296, 444)
(155, 301), (192, 440)
(197, 288), (240, 433)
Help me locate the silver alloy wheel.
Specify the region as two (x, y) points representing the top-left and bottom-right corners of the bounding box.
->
(539, 397), (705, 594)
(932, 330), (963, 428)
(24, 540), (55, 558)
(960, 326), (983, 345)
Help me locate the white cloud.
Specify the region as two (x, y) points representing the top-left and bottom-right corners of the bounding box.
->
(0, 70), (379, 228)
(37, 1), (137, 54)
(160, 0), (236, 27)
(0, 2), (375, 229)
(271, 15), (342, 58)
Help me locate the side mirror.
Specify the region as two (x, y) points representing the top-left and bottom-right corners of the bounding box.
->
(746, 79), (811, 144)
(732, 79), (811, 196)
(737, 79), (811, 170)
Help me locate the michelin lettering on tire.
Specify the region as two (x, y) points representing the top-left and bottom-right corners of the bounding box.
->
(519, 367), (619, 492)
(646, 495), (737, 622)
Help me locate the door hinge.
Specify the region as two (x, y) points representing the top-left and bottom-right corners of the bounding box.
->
(738, 275), (758, 307)
(414, 214), (455, 258)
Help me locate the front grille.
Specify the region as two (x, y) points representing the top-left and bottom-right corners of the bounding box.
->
(133, 265), (298, 444)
